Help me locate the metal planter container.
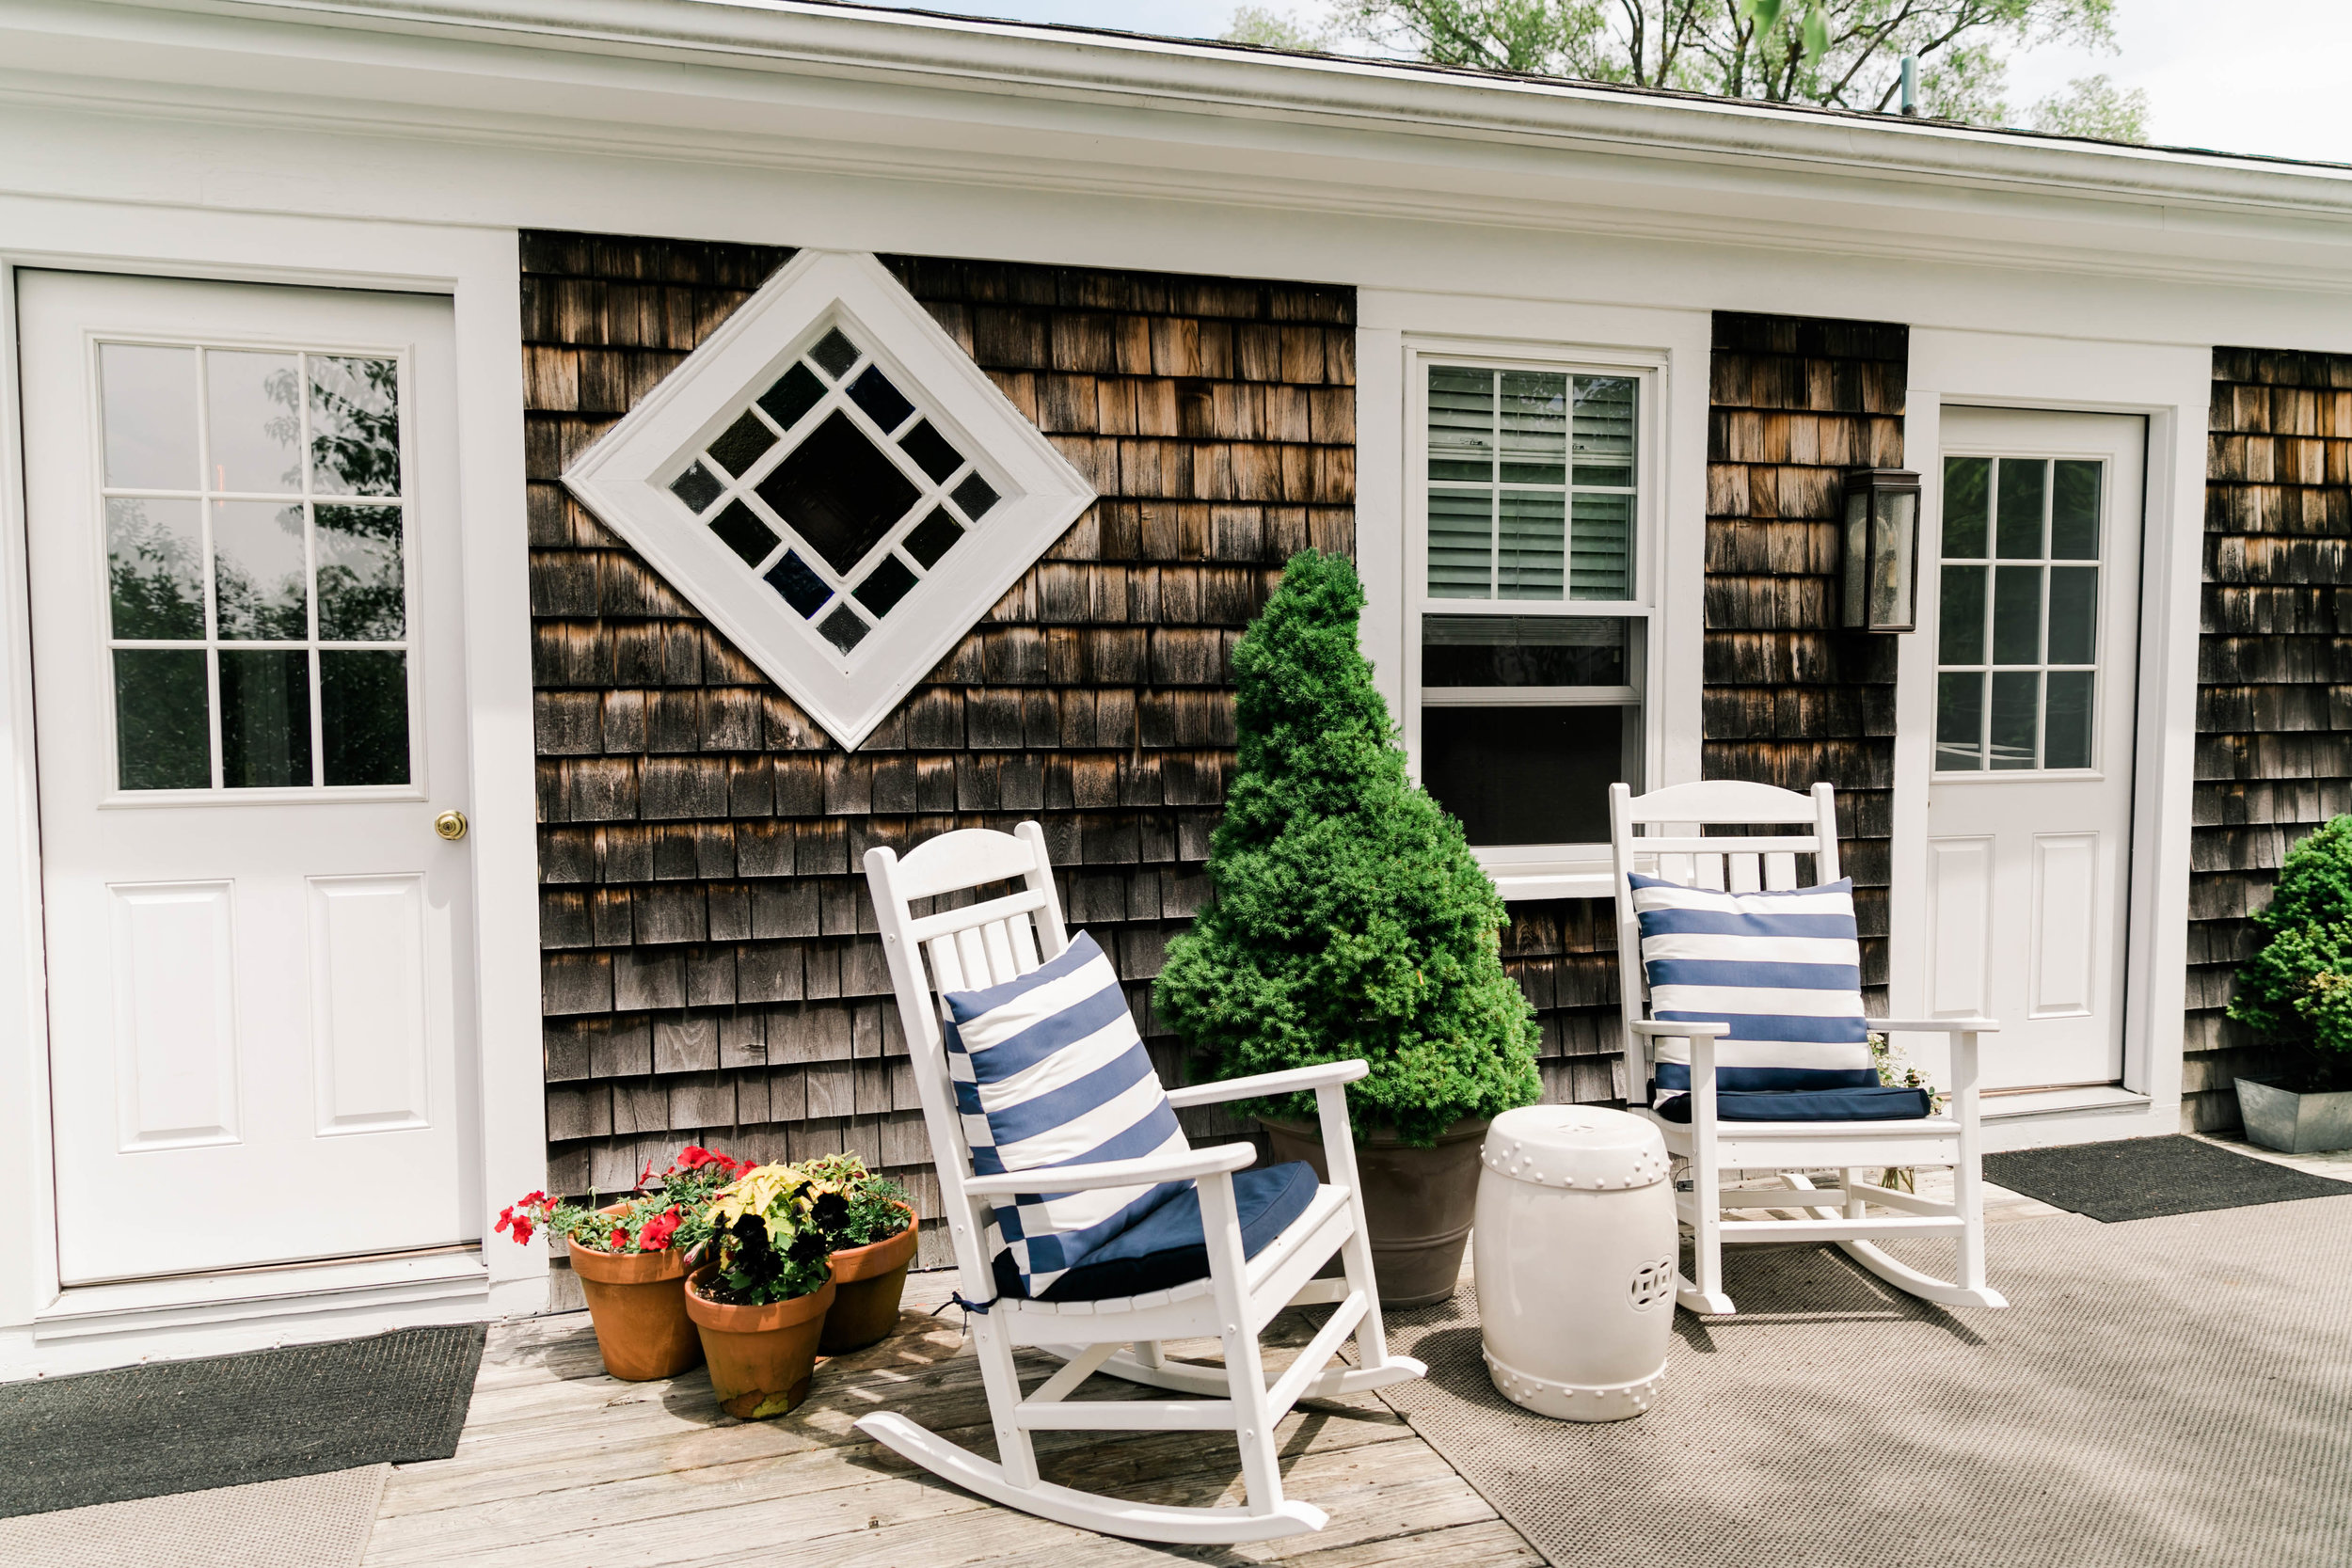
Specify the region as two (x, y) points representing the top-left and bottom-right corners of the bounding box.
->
(2235, 1078), (2352, 1155)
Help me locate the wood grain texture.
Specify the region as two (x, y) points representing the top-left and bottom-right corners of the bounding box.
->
(2187, 349), (2352, 1128)
(368, 1279), (1537, 1566)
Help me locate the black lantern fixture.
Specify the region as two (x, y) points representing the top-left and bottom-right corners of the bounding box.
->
(1839, 467), (1922, 633)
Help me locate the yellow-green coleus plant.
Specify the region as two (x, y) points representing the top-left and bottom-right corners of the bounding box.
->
(695, 1163), (849, 1306)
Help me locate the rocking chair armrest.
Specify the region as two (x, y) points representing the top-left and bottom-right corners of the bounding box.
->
(959, 1141), (1258, 1199)
(1629, 1019), (1731, 1038)
(1163, 1061), (1370, 1109)
(1871, 1017), (2000, 1035)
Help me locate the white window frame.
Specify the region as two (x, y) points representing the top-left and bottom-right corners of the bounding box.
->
(1406, 341), (1665, 890)
(1354, 301), (1706, 903)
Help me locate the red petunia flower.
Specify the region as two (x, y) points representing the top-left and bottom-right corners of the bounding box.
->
(639, 1207), (683, 1251)
(609, 1227), (627, 1251)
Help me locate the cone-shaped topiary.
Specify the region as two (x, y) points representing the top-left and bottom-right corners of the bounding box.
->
(1153, 549), (1541, 1146)
(2230, 815), (2352, 1092)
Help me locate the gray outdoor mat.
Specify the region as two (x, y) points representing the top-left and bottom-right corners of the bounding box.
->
(0, 1325), (481, 1519)
(1983, 1133), (2352, 1222)
(0, 1463), (388, 1568)
(1375, 1197), (2352, 1567)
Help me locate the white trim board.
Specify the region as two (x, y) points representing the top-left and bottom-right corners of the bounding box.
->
(0, 199), (546, 1370)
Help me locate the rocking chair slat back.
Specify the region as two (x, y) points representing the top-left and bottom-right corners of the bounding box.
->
(1610, 780), (1842, 1091)
(867, 820), (1070, 1297)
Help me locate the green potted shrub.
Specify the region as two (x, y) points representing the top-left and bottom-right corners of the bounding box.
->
(2228, 816), (2352, 1152)
(1155, 549), (1541, 1306)
(800, 1153), (919, 1354)
(497, 1145), (749, 1381)
(682, 1162), (838, 1418)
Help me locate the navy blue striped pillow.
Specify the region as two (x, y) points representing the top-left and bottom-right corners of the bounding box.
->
(1628, 874), (1877, 1095)
(941, 931), (1188, 1298)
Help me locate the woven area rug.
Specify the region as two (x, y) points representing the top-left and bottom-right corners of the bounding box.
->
(1375, 1197), (2352, 1568)
(1983, 1134), (2352, 1222)
(0, 1464), (388, 1568)
(0, 1325), (481, 1519)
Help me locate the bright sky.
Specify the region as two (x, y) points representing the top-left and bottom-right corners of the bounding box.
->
(885, 0), (2352, 166)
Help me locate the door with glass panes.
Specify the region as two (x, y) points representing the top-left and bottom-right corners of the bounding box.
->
(19, 271), (476, 1284)
(1924, 407), (2143, 1091)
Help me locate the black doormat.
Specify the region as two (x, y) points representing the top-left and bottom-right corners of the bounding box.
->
(0, 1323), (483, 1519)
(1984, 1134), (2352, 1223)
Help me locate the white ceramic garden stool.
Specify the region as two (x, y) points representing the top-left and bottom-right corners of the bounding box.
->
(1473, 1104), (1677, 1422)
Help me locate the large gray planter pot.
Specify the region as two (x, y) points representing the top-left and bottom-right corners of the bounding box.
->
(1259, 1116), (1488, 1308)
(2234, 1078), (2352, 1155)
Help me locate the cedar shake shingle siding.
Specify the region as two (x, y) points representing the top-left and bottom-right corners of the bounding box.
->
(524, 243), (1931, 1215)
(2186, 348), (2352, 1130)
(525, 233), (1356, 1261)
(1704, 312), (1908, 1008)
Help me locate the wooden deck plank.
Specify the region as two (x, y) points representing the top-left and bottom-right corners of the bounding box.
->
(372, 1297), (1532, 1568)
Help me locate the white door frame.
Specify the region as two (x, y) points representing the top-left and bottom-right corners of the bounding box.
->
(0, 195), (545, 1373)
(1889, 329), (2210, 1151)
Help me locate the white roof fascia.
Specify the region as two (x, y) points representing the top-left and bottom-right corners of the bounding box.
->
(74, 0), (2352, 213)
(8, 0), (2352, 293)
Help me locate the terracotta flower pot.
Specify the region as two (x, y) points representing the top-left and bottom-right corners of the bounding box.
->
(819, 1205), (920, 1355)
(685, 1267), (836, 1419)
(1261, 1116), (1489, 1308)
(568, 1204), (703, 1382)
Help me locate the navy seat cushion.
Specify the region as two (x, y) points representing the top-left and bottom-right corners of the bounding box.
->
(1651, 1085), (1932, 1123)
(993, 1160), (1321, 1304)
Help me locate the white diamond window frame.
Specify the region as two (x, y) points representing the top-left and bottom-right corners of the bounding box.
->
(563, 250), (1097, 751)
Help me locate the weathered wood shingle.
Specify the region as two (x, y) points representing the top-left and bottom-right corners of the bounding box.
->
(1706, 312), (1907, 1006)
(526, 233), (1357, 1258)
(2186, 348), (2352, 1127)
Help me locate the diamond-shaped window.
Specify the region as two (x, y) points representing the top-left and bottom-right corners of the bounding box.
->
(565, 251), (1097, 751)
(755, 412), (921, 576)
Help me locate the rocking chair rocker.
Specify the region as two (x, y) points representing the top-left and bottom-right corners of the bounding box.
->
(860, 821), (1426, 1544)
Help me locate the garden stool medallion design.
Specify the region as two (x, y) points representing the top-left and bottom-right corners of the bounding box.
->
(1474, 1104), (1676, 1422)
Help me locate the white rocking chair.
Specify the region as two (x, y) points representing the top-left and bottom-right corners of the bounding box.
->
(1610, 780), (2009, 1316)
(861, 821), (1426, 1544)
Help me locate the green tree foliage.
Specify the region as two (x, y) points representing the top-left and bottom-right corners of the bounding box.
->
(1226, 4), (1333, 49)
(1229, 0), (2145, 141)
(2026, 71), (2149, 141)
(1153, 550), (1541, 1145)
(2229, 816), (2352, 1091)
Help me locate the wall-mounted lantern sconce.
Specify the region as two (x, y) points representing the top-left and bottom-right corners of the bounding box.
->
(1839, 467), (1921, 633)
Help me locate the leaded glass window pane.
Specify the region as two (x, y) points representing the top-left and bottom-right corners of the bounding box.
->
(1936, 454), (2103, 772)
(666, 317), (1012, 659)
(94, 340), (416, 792)
(1422, 364), (1638, 605)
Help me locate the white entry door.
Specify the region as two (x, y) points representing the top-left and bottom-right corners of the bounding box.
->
(1923, 407), (2145, 1091)
(20, 271), (478, 1286)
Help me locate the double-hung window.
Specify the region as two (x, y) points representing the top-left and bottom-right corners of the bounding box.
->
(1409, 356), (1655, 879)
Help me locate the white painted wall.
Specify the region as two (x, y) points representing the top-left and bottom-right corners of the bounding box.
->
(1, 0), (2347, 1366)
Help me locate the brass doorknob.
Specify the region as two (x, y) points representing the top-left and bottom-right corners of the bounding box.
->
(433, 810), (469, 842)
